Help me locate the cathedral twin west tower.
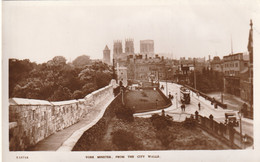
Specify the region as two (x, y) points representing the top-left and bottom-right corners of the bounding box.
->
(103, 39), (154, 65)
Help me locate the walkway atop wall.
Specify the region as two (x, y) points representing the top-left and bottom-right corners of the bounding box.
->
(27, 95), (115, 151)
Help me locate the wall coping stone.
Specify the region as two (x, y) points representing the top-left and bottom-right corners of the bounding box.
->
(9, 98), (52, 106)
(9, 122), (17, 129)
(51, 100), (78, 106)
(9, 84), (113, 107)
(77, 99), (85, 102)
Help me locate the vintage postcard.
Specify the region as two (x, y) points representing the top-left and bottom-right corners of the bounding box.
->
(2, 0), (260, 161)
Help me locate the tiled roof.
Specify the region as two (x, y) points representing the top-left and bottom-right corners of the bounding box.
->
(104, 45), (109, 51)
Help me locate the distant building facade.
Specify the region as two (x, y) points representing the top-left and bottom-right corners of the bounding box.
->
(126, 55), (175, 82)
(211, 56), (223, 72)
(103, 45), (111, 65)
(117, 66), (128, 87)
(223, 53), (249, 97)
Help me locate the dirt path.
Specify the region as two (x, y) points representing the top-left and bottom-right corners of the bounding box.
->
(98, 117), (116, 150)
(103, 118), (114, 142)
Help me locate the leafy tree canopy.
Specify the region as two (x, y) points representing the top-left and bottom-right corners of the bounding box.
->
(72, 55), (91, 68)
(9, 57), (113, 101)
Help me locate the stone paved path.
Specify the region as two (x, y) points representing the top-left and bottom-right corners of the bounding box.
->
(27, 95), (114, 151)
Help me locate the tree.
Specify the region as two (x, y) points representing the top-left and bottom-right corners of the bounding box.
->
(9, 59), (36, 97)
(47, 56), (67, 68)
(72, 55), (91, 68)
(9, 57), (113, 101)
(49, 86), (72, 101)
(72, 90), (84, 99)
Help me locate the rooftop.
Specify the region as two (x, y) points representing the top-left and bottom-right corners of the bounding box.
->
(104, 45), (110, 51)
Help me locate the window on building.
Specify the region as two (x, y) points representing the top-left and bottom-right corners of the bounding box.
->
(235, 63), (238, 67)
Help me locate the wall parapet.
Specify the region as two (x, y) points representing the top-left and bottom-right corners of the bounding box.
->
(9, 83), (114, 151)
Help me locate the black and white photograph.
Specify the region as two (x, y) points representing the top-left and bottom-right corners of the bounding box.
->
(2, 0), (260, 161)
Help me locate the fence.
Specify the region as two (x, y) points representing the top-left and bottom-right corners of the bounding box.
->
(194, 111), (253, 149)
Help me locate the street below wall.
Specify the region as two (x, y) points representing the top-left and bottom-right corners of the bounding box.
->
(207, 91), (250, 111)
(135, 82), (253, 139)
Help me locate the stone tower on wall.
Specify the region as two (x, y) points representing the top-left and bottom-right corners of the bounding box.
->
(125, 38), (134, 55)
(113, 40), (123, 60)
(103, 45), (111, 65)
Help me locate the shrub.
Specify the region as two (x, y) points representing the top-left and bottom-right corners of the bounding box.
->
(115, 105), (134, 122)
(112, 129), (142, 150)
(141, 91), (148, 97)
(72, 118), (107, 151)
(150, 114), (173, 130)
(156, 129), (177, 148)
(183, 117), (196, 129)
(139, 99), (148, 102)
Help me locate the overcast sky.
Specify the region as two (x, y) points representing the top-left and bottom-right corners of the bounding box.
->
(3, 0), (260, 63)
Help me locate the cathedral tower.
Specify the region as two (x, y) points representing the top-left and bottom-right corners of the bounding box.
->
(113, 40), (123, 60)
(125, 38), (134, 55)
(103, 45), (111, 65)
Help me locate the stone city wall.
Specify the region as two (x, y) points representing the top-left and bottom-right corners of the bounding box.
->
(9, 84), (114, 151)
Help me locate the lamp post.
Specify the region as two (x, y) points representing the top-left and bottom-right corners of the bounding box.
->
(238, 110), (243, 147)
(175, 92), (178, 109)
(166, 68), (172, 97)
(166, 70), (168, 96)
(193, 58), (197, 90)
(166, 79), (168, 96)
(221, 74), (224, 103)
(121, 87), (124, 105)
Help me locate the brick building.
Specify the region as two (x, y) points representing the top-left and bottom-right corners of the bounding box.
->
(210, 56), (223, 72)
(223, 53), (249, 97)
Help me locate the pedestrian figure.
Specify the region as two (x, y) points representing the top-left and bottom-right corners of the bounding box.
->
(214, 103), (218, 109)
(181, 104), (184, 111)
(198, 102), (201, 111)
(162, 109), (165, 116)
(161, 85), (164, 90)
